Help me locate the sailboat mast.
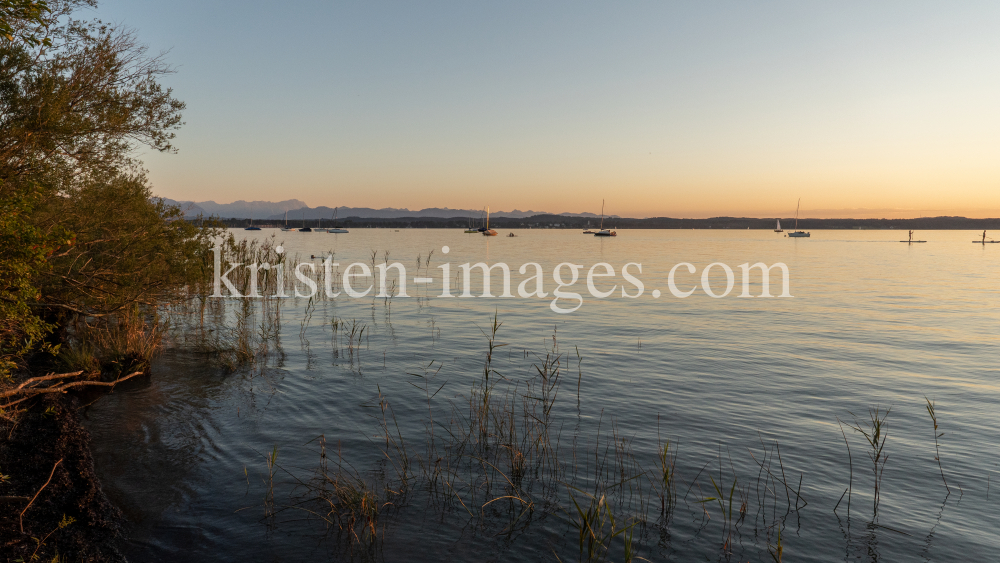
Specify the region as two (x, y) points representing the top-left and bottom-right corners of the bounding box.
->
(795, 198), (800, 230)
(600, 199), (605, 230)
(487, 206), (490, 229)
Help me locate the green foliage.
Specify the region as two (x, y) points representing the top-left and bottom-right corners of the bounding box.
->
(0, 7), (184, 182)
(0, 0), (211, 380)
(0, 0), (51, 46)
(0, 188), (60, 378)
(34, 170), (213, 317)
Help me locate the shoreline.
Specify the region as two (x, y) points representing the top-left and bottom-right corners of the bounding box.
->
(0, 395), (127, 563)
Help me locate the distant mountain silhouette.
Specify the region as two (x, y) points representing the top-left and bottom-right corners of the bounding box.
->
(155, 198), (207, 217)
(265, 206), (616, 220)
(156, 198), (308, 219)
(153, 199), (616, 220)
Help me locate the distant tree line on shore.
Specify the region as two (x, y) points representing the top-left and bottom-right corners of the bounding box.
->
(209, 214), (1000, 230)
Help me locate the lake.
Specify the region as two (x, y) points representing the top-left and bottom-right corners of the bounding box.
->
(82, 228), (1000, 562)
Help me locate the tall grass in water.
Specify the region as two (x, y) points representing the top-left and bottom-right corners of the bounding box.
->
(59, 305), (164, 374)
(566, 486), (638, 563)
(165, 236), (286, 374)
(656, 418), (677, 518)
(310, 436), (389, 553)
(263, 446), (278, 519)
(260, 319), (808, 561)
(848, 406), (891, 518)
(924, 397), (950, 493)
(238, 315), (968, 563)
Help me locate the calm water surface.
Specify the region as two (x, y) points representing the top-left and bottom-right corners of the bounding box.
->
(83, 229), (1000, 561)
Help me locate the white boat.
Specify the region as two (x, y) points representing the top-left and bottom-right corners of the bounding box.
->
(774, 219), (783, 233)
(593, 199), (616, 237)
(326, 207), (349, 233)
(281, 210), (295, 231)
(787, 199), (809, 237)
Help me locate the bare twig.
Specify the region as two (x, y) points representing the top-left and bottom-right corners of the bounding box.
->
(20, 459), (63, 534)
(0, 371), (143, 410)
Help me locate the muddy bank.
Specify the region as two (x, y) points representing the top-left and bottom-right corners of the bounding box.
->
(0, 395), (126, 563)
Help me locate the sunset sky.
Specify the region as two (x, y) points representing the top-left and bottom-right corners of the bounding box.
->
(99, 1), (1000, 218)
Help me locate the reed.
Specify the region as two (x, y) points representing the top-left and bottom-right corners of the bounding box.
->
(566, 486), (638, 563)
(656, 418), (677, 517)
(57, 342), (99, 373)
(59, 305), (164, 374)
(924, 397), (950, 492)
(263, 445), (278, 518)
(223, 312), (942, 562)
(848, 406), (891, 518)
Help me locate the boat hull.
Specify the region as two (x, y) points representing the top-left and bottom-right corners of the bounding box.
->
(787, 232), (810, 237)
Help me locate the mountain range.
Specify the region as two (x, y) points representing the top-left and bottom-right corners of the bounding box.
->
(154, 199), (615, 220)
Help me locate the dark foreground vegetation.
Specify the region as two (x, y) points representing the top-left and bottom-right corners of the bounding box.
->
(0, 2), (212, 559)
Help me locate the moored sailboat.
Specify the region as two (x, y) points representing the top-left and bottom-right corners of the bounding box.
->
(326, 207), (349, 233)
(482, 206), (498, 236)
(787, 199), (810, 237)
(244, 203), (261, 230)
(465, 210), (481, 233)
(594, 199), (616, 237)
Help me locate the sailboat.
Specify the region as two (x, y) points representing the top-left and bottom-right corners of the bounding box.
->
(281, 210), (295, 231)
(774, 219), (783, 233)
(244, 203), (261, 230)
(327, 207), (349, 233)
(594, 200), (616, 237)
(298, 210), (312, 232)
(482, 206), (498, 236)
(787, 199), (810, 237)
(465, 210), (480, 233)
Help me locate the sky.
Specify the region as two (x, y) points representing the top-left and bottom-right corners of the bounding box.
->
(94, 1), (1000, 218)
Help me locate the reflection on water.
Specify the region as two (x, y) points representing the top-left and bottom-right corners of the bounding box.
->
(83, 229), (1000, 562)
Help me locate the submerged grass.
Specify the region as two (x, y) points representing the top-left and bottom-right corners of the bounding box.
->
(241, 314), (832, 562)
(151, 250), (970, 561)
